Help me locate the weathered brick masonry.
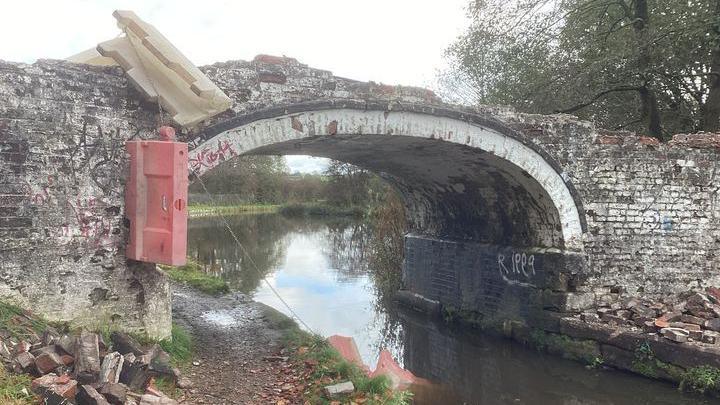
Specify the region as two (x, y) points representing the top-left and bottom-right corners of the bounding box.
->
(0, 60), (170, 338)
(1, 55), (720, 339)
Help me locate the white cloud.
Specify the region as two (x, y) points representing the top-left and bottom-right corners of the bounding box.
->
(284, 155), (329, 174)
(1, 0), (469, 88)
(3, 1), (471, 174)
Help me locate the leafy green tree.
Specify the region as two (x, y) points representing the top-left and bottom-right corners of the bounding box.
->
(445, 0), (720, 139)
(189, 155), (288, 202)
(323, 161), (373, 206)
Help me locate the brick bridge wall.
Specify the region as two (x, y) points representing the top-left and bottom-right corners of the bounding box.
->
(1, 56), (720, 336)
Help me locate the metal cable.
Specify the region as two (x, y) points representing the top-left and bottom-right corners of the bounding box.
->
(189, 167), (316, 333)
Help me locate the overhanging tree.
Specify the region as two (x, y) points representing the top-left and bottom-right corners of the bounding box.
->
(444, 0), (720, 139)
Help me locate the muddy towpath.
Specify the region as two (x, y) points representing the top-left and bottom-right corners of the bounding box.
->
(171, 282), (307, 404)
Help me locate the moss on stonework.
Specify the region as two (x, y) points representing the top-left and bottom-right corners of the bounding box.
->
(436, 306), (720, 398)
(631, 341), (685, 382)
(528, 329), (600, 365)
(440, 305), (505, 332)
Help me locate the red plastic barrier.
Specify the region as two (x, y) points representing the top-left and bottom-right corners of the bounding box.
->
(327, 335), (371, 373)
(125, 127), (188, 265)
(327, 335), (426, 390)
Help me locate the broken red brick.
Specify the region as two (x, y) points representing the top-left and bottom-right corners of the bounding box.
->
(638, 136), (660, 146)
(35, 351), (63, 374)
(31, 373), (78, 400)
(257, 72), (287, 84)
(596, 135), (623, 145)
(327, 120), (338, 136)
(253, 54), (297, 65)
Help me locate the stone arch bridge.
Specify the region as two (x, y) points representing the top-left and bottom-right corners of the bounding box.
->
(1, 56), (720, 338)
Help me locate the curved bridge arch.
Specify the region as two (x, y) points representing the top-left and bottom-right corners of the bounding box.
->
(187, 101), (585, 251)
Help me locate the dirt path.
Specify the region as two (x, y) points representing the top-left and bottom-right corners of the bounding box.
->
(170, 283), (307, 404)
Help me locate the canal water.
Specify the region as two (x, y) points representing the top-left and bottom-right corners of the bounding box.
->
(188, 213), (712, 405)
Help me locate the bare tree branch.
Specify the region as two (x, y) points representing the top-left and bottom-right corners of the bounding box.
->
(555, 85), (641, 114)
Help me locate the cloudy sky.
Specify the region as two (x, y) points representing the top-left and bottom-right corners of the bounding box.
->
(1, 0), (470, 172)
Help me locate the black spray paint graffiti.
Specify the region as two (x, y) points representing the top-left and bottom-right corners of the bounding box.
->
(56, 123), (127, 194)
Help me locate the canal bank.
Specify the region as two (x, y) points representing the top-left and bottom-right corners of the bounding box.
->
(170, 281), (411, 404)
(184, 212), (718, 403)
(397, 288), (720, 399)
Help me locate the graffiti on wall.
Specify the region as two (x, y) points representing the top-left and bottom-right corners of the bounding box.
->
(497, 251), (537, 287)
(189, 139), (238, 172)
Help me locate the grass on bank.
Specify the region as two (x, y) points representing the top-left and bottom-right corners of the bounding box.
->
(188, 203), (279, 217)
(159, 324), (193, 366)
(0, 301), (50, 341)
(158, 258), (230, 296)
(0, 367), (33, 405)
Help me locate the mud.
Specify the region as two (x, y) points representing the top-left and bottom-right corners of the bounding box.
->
(170, 283), (305, 404)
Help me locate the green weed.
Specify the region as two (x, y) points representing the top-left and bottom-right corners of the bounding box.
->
(680, 365), (720, 395)
(159, 258), (230, 296)
(0, 366), (34, 404)
(0, 301), (48, 340)
(159, 324), (193, 367)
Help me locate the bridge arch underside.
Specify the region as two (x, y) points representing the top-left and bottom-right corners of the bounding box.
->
(252, 135), (564, 249)
(191, 107), (587, 317)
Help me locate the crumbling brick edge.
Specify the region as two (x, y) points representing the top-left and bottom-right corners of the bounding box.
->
(395, 291), (720, 393)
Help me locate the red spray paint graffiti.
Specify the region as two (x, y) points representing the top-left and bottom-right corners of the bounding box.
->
(189, 140), (237, 171)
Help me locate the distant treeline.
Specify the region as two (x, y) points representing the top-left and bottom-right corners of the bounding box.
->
(189, 155), (408, 299)
(189, 156), (389, 208)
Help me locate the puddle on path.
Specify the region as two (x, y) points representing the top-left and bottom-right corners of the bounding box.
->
(201, 310), (239, 327)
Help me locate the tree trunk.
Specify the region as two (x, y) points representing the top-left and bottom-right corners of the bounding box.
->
(639, 87), (663, 138)
(633, 0), (664, 139)
(701, 0), (720, 132)
(702, 54), (720, 132)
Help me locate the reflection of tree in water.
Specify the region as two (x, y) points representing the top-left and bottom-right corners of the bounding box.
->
(323, 218), (405, 362)
(189, 212), (406, 362)
(323, 220), (372, 282)
(188, 214), (294, 293)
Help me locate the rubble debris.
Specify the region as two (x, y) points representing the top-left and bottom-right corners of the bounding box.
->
(119, 354), (153, 391)
(57, 335), (76, 356)
(75, 331), (101, 384)
(99, 382), (128, 405)
(99, 352), (124, 383)
(77, 384), (111, 405)
(703, 331), (720, 344)
(34, 347), (64, 374)
(661, 327), (689, 343)
(142, 344), (172, 375)
(14, 351), (36, 373)
(323, 381), (355, 398)
(0, 323), (181, 405)
(110, 332), (145, 356)
(31, 373), (78, 401)
(577, 287), (720, 346)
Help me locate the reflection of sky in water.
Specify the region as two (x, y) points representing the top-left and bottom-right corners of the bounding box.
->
(253, 232), (381, 365)
(189, 216), (706, 405)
